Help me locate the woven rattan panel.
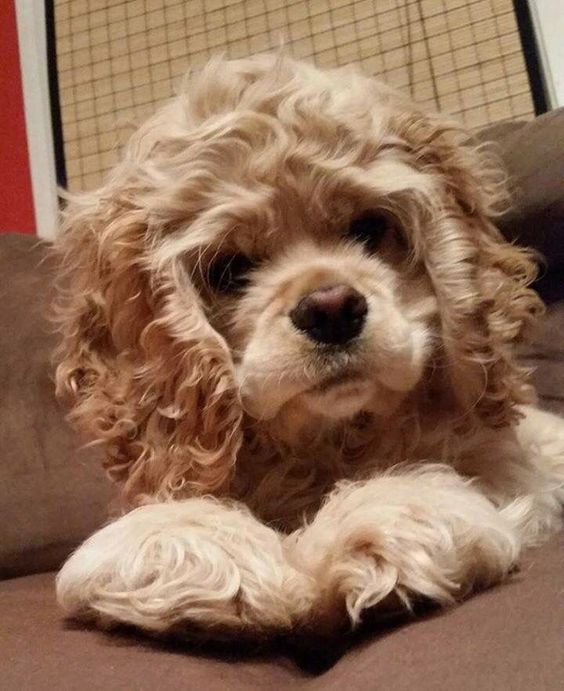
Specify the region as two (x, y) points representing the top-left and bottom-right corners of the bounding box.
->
(55, 0), (534, 191)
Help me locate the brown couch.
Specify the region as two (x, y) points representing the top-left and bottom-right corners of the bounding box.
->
(1, 111), (563, 689)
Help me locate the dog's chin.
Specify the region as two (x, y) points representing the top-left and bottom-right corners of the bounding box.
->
(301, 376), (376, 419)
(300, 375), (408, 421)
(240, 368), (417, 426)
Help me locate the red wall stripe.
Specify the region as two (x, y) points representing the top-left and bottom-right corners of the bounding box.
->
(0, 0), (36, 234)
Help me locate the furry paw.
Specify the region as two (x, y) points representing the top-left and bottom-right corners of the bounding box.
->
(291, 467), (522, 631)
(57, 498), (314, 639)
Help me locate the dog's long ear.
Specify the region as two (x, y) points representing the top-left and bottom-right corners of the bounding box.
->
(54, 183), (242, 507)
(394, 111), (544, 427)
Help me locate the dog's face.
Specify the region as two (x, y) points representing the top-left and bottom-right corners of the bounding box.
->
(232, 239), (432, 423)
(152, 57), (450, 427)
(189, 178), (436, 425)
(56, 55), (541, 503)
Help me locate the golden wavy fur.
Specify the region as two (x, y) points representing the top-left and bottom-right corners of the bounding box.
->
(55, 55), (564, 641)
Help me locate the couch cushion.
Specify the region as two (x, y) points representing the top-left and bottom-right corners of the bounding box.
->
(496, 108), (564, 269)
(479, 108), (564, 303)
(0, 233), (113, 579)
(1, 535), (562, 690)
(521, 301), (564, 417)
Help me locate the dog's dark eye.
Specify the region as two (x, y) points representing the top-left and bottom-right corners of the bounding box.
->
(207, 253), (254, 293)
(348, 212), (394, 252)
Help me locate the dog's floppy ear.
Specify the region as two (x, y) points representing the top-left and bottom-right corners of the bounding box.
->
(54, 188), (243, 506)
(394, 111), (544, 427)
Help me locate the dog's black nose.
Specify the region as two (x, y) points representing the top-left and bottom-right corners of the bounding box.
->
(289, 284), (368, 345)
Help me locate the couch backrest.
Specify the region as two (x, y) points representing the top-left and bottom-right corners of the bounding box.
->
(0, 233), (113, 579)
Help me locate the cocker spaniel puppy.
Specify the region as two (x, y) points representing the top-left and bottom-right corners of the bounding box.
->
(55, 54), (564, 641)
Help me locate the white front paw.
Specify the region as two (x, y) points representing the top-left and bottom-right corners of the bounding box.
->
(57, 498), (314, 638)
(291, 468), (521, 629)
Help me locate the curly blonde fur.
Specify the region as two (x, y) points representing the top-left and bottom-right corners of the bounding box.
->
(55, 54), (563, 641)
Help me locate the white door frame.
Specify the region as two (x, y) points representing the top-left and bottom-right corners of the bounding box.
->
(528, 0), (564, 108)
(15, 0), (59, 240)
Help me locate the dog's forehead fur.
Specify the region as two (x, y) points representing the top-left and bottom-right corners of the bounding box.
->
(150, 56), (433, 263)
(185, 53), (400, 137)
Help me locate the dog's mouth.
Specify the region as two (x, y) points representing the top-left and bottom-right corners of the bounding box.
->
(301, 370), (375, 419)
(310, 369), (364, 393)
